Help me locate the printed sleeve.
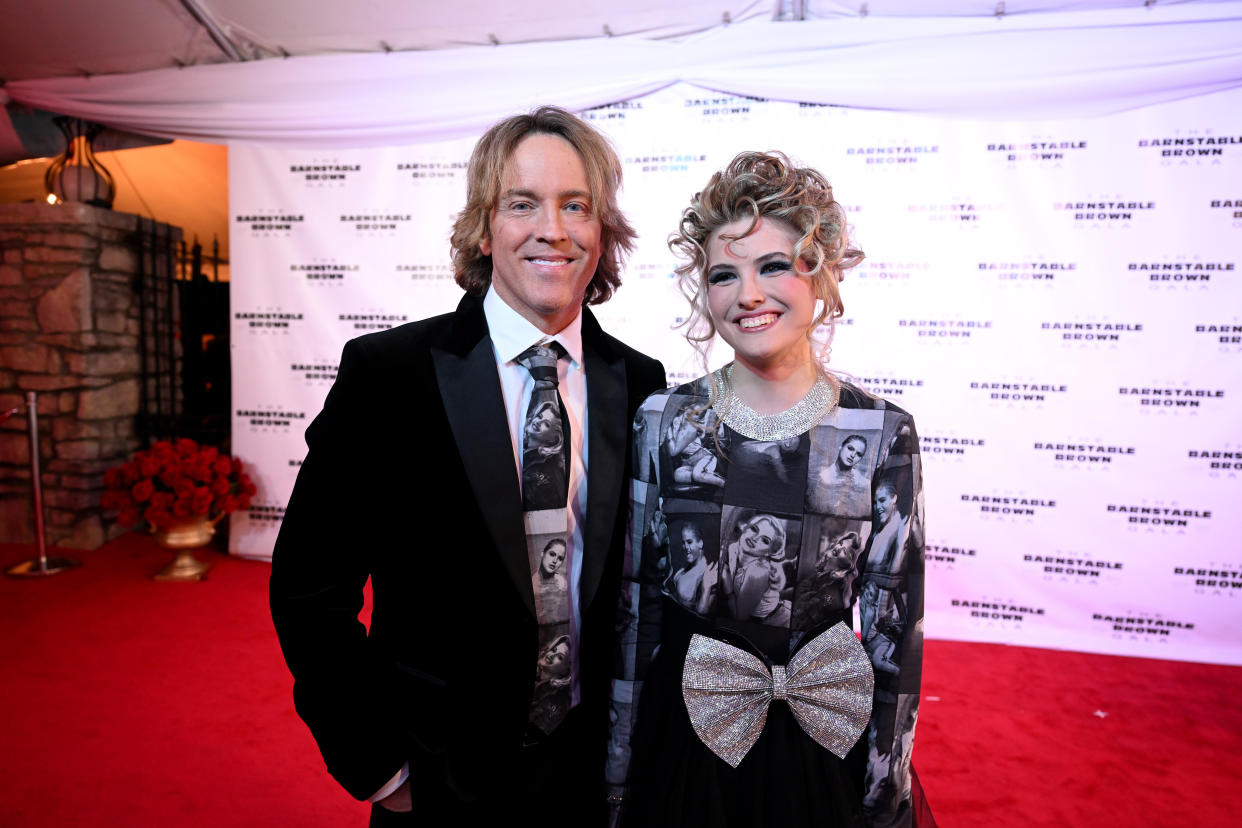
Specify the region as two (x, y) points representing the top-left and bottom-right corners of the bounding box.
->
(606, 399), (670, 795)
(857, 411), (926, 828)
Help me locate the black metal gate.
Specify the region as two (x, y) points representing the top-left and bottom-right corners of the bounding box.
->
(131, 220), (230, 450)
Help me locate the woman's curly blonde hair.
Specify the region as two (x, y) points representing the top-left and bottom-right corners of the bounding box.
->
(669, 151), (864, 367)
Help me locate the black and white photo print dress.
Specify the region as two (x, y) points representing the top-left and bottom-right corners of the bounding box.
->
(608, 374), (928, 828)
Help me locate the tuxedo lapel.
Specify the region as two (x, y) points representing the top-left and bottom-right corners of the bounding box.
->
(580, 310), (628, 612)
(431, 297), (534, 618)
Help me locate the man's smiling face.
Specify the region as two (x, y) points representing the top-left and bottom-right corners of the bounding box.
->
(480, 133), (602, 334)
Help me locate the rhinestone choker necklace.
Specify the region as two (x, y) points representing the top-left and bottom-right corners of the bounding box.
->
(711, 363), (838, 441)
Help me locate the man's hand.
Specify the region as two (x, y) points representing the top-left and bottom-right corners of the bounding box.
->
(376, 780), (413, 813)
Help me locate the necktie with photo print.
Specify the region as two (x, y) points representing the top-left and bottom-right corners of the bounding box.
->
(517, 343), (573, 735)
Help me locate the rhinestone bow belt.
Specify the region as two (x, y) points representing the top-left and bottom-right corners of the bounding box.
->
(681, 622), (874, 768)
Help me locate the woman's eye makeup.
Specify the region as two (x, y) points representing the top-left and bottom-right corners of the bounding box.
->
(760, 260), (793, 275)
(707, 260), (792, 284)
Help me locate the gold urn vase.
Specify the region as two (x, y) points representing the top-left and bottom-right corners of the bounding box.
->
(152, 515), (215, 581)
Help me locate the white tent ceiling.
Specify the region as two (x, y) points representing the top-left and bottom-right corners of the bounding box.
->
(0, 0), (775, 82)
(0, 0), (1238, 256)
(0, 1), (771, 162)
(1, 1), (1233, 83)
(3, 0), (1239, 156)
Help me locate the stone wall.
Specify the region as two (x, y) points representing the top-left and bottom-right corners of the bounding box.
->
(0, 202), (182, 549)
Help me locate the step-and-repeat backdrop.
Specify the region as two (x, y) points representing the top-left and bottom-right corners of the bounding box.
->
(229, 83), (1242, 665)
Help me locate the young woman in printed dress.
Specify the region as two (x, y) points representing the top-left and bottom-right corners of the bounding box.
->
(607, 151), (934, 828)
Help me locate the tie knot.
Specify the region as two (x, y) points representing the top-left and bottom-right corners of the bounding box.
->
(516, 342), (566, 384)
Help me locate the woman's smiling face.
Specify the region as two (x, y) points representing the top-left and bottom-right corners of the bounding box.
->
(682, 526), (704, 561)
(874, 485), (896, 524)
(705, 216), (817, 371)
(739, 516), (779, 558)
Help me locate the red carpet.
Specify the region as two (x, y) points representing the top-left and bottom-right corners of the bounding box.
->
(3, 533), (1240, 827)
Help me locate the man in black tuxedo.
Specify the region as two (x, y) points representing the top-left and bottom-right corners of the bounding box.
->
(270, 106), (665, 826)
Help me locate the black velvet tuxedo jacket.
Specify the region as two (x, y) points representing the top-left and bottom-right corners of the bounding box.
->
(270, 292), (666, 807)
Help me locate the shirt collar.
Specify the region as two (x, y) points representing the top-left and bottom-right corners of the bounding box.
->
(483, 286), (584, 368)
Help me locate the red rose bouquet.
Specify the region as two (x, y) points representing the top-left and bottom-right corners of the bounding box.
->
(100, 438), (256, 530)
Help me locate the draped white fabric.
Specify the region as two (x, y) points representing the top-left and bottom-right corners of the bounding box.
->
(4, 3), (1242, 147)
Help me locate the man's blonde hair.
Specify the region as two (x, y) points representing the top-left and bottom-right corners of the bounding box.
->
(450, 106), (635, 305)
